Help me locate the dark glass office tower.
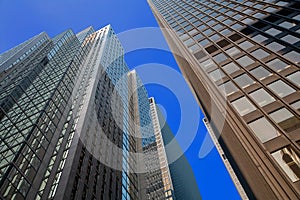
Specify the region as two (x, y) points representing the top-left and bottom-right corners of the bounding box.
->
(0, 25), (149, 200)
(149, 97), (201, 200)
(148, 0), (300, 199)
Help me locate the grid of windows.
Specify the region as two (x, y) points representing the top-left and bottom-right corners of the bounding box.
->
(150, 0), (300, 194)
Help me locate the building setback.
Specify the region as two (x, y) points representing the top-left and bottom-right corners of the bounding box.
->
(148, 0), (300, 199)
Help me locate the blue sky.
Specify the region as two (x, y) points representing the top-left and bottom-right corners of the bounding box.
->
(0, 1), (240, 199)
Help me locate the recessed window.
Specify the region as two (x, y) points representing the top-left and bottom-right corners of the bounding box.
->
(266, 42), (285, 52)
(281, 35), (300, 44)
(223, 19), (233, 25)
(287, 71), (300, 86)
(189, 44), (200, 52)
(268, 80), (296, 97)
(180, 33), (189, 41)
(231, 97), (256, 116)
(283, 51), (300, 63)
(236, 56), (255, 67)
(253, 12), (266, 18)
(231, 23), (243, 30)
(184, 38), (194, 46)
(244, 9), (254, 15)
(239, 41), (254, 50)
(199, 39), (209, 46)
(265, 7), (278, 13)
(291, 101), (300, 111)
(213, 24), (223, 30)
(220, 29), (231, 35)
(210, 34), (220, 41)
(252, 34), (268, 43)
(189, 29), (198, 36)
(203, 29), (213, 36)
(193, 33), (203, 41)
(222, 62), (240, 74)
(209, 69), (226, 81)
(242, 18), (255, 24)
(219, 81), (238, 96)
(233, 14), (242, 20)
(248, 117), (280, 143)
(266, 59), (289, 72)
(226, 47), (241, 57)
(272, 147), (300, 182)
(265, 28), (282, 36)
(213, 53), (227, 63)
(270, 108), (300, 132)
(234, 74), (255, 88)
(279, 21), (296, 29)
(249, 88), (275, 107)
(200, 59), (216, 70)
(276, 1), (289, 6)
(293, 14), (300, 21)
(251, 49), (270, 59)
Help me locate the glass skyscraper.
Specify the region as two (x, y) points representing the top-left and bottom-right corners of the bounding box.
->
(149, 97), (201, 200)
(148, 0), (300, 199)
(0, 24), (175, 200)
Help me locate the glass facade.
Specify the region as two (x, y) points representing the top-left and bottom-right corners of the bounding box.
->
(149, 0), (300, 199)
(0, 25), (162, 200)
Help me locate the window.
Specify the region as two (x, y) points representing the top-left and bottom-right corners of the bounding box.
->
(231, 23), (243, 30)
(209, 69), (226, 81)
(233, 14), (242, 20)
(222, 62), (240, 74)
(272, 147), (300, 182)
(189, 44), (200, 52)
(266, 42), (285, 52)
(268, 80), (296, 97)
(199, 39), (209, 46)
(249, 88), (275, 107)
(234, 74), (255, 88)
(210, 34), (220, 41)
(239, 41), (254, 50)
(252, 34), (268, 43)
(270, 108), (300, 132)
(219, 81), (238, 96)
(265, 7), (278, 13)
(242, 18), (255, 24)
(213, 53), (227, 63)
(223, 19), (233, 25)
(248, 117), (280, 143)
(251, 49), (270, 59)
(236, 56), (255, 67)
(279, 21), (296, 29)
(287, 72), (300, 86)
(266, 59), (288, 72)
(265, 28), (282, 36)
(283, 51), (300, 63)
(291, 101), (300, 111)
(226, 47), (241, 57)
(281, 35), (300, 44)
(220, 29), (231, 35)
(184, 38), (194, 46)
(200, 59), (216, 70)
(231, 97), (256, 116)
(253, 12), (266, 19)
(203, 29), (213, 36)
(293, 14), (300, 21)
(213, 24), (223, 30)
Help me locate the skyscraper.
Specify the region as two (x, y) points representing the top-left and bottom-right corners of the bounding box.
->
(0, 25), (161, 200)
(148, 0), (300, 199)
(149, 97), (201, 200)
